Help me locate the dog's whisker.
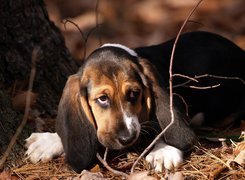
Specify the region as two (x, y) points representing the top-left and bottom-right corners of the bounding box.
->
(140, 121), (158, 126)
(141, 125), (160, 134)
(140, 128), (151, 136)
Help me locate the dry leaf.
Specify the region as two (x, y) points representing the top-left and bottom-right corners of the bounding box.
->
(234, 141), (245, 155)
(233, 150), (245, 166)
(167, 172), (184, 180)
(0, 170), (18, 180)
(79, 170), (106, 180)
(89, 164), (101, 173)
(0, 170), (11, 180)
(12, 91), (38, 112)
(127, 171), (157, 180)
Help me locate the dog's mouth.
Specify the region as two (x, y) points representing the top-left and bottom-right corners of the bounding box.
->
(98, 132), (139, 150)
(118, 129), (138, 146)
(98, 123), (141, 150)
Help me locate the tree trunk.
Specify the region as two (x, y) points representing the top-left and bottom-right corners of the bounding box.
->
(0, 0), (78, 155)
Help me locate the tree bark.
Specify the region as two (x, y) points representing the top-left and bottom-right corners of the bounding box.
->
(0, 0), (79, 112)
(0, 0), (78, 154)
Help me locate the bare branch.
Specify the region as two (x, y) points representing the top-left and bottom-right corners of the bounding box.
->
(96, 152), (129, 178)
(173, 93), (189, 118)
(189, 84), (220, 89)
(95, 0), (102, 46)
(0, 47), (39, 170)
(62, 19), (102, 60)
(195, 74), (245, 84)
(62, 0), (103, 59)
(173, 73), (245, 89)
(130, 0), (203, 174)
(173, 73), (199, 82)
(62, 19), (87, 59)
(103, 147), (108, 161)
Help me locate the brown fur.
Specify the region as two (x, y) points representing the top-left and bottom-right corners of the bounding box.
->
(56, 45), (196, 172)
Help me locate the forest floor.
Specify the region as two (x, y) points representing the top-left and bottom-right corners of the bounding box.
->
(2, 127), (245, 179)
(1, 0), (245, 179)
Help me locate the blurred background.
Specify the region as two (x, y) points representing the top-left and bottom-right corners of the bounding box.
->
(44, 0), (245, 60)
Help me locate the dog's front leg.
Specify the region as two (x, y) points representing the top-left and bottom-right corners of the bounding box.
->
(25, 132), (64, 163)
(145, 139), (183, 172)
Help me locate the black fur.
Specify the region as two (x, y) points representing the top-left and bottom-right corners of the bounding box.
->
(137, 58), (197, 151)
(135, 31), (245, 126)
(56, 74), (98, 172)
(56, 31), (245, 172)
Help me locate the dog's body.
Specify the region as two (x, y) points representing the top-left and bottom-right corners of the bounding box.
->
(26, 31), (245, 173)
(135, 31), (245, 127)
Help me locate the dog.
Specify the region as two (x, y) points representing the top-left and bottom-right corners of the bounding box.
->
(25, 31), (245, 173)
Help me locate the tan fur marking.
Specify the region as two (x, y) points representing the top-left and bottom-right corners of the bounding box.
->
(80, 96), (96, 127)
(80, 58), (151, 148)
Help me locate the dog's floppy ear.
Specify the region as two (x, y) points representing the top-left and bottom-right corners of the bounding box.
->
(56, 73), (97, 173)
(138, 58), (196, 152)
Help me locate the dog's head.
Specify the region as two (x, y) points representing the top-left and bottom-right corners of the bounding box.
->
(57, 44), (162, 150)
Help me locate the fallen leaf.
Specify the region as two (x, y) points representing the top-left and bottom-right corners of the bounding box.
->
(79, 170), (106, 180)
(89, 164), (101, 173)
(234, 141), (245, 155)
(127, 171), (157, 180)
(167, 172), (184, 180)
(0, 170), (18, 180)
(12, 91), (38, 112)
(233, 150), (245, 166)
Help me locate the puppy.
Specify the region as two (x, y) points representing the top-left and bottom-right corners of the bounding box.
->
(26, 31), (245, 173)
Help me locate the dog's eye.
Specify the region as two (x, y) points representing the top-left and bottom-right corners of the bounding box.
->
(97, 95), (109, 107)
(128, 90), (140, 104)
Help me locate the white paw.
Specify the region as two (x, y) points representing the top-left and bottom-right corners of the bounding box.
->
(146, 140), (183, 172)
(25, 132), (64, 163)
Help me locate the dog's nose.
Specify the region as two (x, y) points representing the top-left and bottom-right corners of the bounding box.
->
(118, 131), (137, 146)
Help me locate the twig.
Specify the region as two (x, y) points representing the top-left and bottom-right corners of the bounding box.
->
(172, 73), (199, 88)
(96, 152), (129, 178)
(189, 83), (220, 89)
(62, 19), (102, 60)
(173, 73), (199, 82)
(195, 74), (245, 84)
(62, 19), (87, 59)
(130, 120), (177, 173)
(130, 0), (203, 173)
(103, 147), (108, 161)
(201, 147), (231, 169)
(208, 163), (227, 179)
(173, 93), (189, 118)
(187, 20), (204, 27)
(95, 0), (102, 46)
(0, 47), (39, 170)
(62, 0), (103, 60)
(173, 74), (245, 89)
(190, 164), (209, 179)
